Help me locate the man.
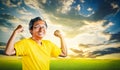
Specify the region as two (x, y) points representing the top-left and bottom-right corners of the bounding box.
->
(5, 17), (67, 70)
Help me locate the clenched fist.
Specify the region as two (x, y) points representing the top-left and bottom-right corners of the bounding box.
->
(54, 30), (62, 38)
(14, 25), (24, 34)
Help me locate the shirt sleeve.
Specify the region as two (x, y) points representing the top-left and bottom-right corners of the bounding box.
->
(50, 41), (61, 57)
(14, 39), (27, 56)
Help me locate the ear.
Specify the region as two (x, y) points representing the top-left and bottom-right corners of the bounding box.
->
(30, 30), (33, 35)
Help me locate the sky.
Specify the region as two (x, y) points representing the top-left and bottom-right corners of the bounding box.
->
(0, 0), (120, 59)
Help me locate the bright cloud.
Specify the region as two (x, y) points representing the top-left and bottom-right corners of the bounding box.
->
(24, 0), (46, 9)
(56, 0), (74, 14)
(80, 0), (85, 3)
(2, 0), (21, 7)
(0, 0), (120, 58)
(0, 26), (9, 32)
(65, 20), (111, 53)
(75, 4), (81, 11)
(111, 3), (119, 9)
(74, 20), (111, 44)
(87, 7), (93, 11)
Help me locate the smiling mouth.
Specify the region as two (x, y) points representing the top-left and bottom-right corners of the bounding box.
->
(38, 32), (44, 35)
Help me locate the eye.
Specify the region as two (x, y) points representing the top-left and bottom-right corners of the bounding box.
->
(33, 25), (39, 29)
(41, 26), (46, 29)
(33, 25), (46, 29)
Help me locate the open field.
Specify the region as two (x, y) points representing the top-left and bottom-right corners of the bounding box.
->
(0, 55), (22, 70)
(50, 58), (120, 70)
(0, 55), (120, 70)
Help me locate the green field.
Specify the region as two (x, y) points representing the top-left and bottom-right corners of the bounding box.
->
(50, 58), (120, 70)
(0, 56), (120, 70)
(0, 55), (22, 70)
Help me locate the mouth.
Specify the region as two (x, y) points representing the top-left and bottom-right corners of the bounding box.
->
(38, 32), (44, 36)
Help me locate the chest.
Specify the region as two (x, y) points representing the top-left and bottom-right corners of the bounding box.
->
(27, 42), (52, 58)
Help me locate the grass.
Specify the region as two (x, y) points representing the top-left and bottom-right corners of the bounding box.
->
(50, 58), (120, 70)
(0, 55), (22, 70)
(0, 55), (120, 70)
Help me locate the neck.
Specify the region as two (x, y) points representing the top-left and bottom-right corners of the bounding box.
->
(31, 37), (42, 45)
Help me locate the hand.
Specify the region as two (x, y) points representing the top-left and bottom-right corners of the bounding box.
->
(14, 25), (24, 34)
(54, 30), (62, 38)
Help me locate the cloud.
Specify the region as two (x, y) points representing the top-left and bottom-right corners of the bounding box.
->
(75, 20), (111, 43)
(0, 26), (9, 32)
(46, 13), (87, 37)
(0, 7), (4, 10)
(56, 0), (74, 14)
(70, 42), (120, 58)
(96, 53), (120, 59)
(86, 11), (95, 17)
(0, 13), (25, 26)
(111, 3), (119, 9)
(0, 17), (14, 29)
(24, 0), (47, 9)
(92, 47), (120, 57)
(17, 7), (30, 15)
(0, 0), (120, 58)
(1, 0), (22, 7)
(16, 7), (36, 22)
(91, 1), (119, 21)
(0, 13), (31, 39)
(0, 13), (16, 19)
(87, 7), (93, 11)
(75, 4), (81, 11)
(110, 32), (120, 42)
(68, 20), (120, 58)
(80, 0), (85, 3)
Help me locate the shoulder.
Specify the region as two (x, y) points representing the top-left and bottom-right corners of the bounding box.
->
(42, 40), (55, 45)
(42, 40), (56, 46)
(16, 38), (30, 43)
(42, 40), (51, 43)
(20, 38), (30, 41)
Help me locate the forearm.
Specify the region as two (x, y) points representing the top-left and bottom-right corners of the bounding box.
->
(5, 31), (17, 55)
(59, 36), (67, 57)
(54, 30), (67, 57)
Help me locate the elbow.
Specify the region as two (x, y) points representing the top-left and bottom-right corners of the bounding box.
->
(5, 50), (15, 56)
(62, 55), (67, 57)
(5, 51), (11, 56)
(60, 52), (67, 57)
(63, 53), (67, 57)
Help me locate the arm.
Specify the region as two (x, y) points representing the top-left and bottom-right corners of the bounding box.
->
(5, 25), (23, 56)
(54, 30), (67, 57)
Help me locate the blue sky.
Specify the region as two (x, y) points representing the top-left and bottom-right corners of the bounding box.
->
(0, 0), (120, 58)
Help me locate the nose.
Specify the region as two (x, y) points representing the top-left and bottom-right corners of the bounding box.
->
(38, 27), (45, 32)
(38, 27), (42, 32)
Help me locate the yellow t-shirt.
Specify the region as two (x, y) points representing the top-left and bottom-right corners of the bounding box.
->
(14, 38), (61, 70)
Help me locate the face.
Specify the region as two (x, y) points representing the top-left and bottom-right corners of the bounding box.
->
(30, 20), (47, 39)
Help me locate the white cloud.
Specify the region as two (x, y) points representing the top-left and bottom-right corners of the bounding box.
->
(57, 0), (74, 14)
(24, 0), (47, 9)
(0, 26), (9, 32)
(16, 8), (35, 21)
(111, 3), (119, 9)
(67, 20), (120, 57)
(41, 0), (47, 4)
(80, 0), (85, 3)
(7, 17), (31, 38)
(104, 22), (114, 28)
(71, 20), (111, 46)
(17, 8), (32, 15)
(0, 7), (4, 10)
(24, 0), (40, 9)
(75, 4), (81, 11)
(87, 7), (93, 11)
(86, 11), (95, 17)
(2, 0), (22, 7)
(96, 53), (120, 59)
